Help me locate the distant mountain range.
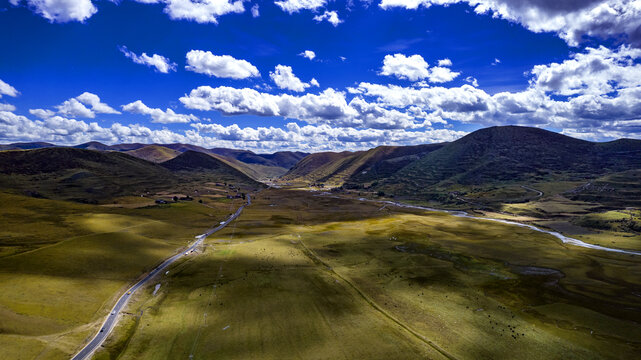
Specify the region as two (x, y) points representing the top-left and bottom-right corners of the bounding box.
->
(0, 141), (308, 181)
(0, 146), (262, 203)
(2, 126), (640, 205)
(278, 126), (641, 203)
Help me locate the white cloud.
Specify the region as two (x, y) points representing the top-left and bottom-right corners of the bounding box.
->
(162, 0), (245, 23)
(55, 92), (120, 118)
(9, 0), (97, 23)
(190, 122), (466, 150)
(180, 86), (432, 129)
(465, 76), (479, 87)
(269, 65), (319, 92)
(300, 50), (316, 60)
(350, 45), (641, 139)
(56, 99), (95, 118)
(313, 10), (343, 26)
(251, 4), (259, 17)
(75, 92), (121, 115)
(438, 58), (452, 67)
(29, 108), (56, 119)
(428, 66), (461, 83)
(0, 108), (465, 153)
(378, 0), (641, 47)
(380, 54), (430, 81)
(492, 58), (501, 65)
(185, 50), (260, 79)
(122, 100), (199, 124)
(0, 79), (19, 98)
(0, 103), (16, 111)
(274, 0), (327, 14)
(119, 46), (177, 73)
(529, 45), (641, 96)
(380, 54), (460, 83)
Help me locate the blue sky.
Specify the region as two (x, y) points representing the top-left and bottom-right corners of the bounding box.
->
(1, 0), (641, 152)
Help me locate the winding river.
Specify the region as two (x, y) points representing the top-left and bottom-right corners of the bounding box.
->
(317, 192), (641, 257)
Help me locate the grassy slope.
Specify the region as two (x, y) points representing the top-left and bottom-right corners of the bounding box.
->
(0, 147), (177, 203)
(0, 192), (236, 360)
(160, 151), (263, 190)
(379, 126), (641, 199)
(105, 189), (641, 360)
(280, 144), (443, 187)
(125, 145), (181, 163)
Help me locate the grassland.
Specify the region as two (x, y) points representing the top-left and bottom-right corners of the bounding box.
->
(0, 190), (241, 360)
(101, 189), (641, 360)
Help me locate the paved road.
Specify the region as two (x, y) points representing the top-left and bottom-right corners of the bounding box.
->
(71, 195), (251, 360)
(520, 185), (543, 198)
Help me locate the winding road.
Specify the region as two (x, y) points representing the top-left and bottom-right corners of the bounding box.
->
(71, 195), (251, 360)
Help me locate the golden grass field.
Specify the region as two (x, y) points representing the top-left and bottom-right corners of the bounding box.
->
(88, 189), (641, 360)
(0, 190), (240, 360)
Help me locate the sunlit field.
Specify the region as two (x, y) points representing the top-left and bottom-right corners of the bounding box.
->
(100, 189), (641, 360)
(0, 191), (238, 360)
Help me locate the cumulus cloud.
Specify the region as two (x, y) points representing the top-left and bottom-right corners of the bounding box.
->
(0, 79), (19, 98)
(185, 50), (260, 79)
(350, 46), (641, 139)
(9, 0), (97, 23)
(438, 58), (452, 67)
(251, 4), (259, 17)
(313, 10), (343, 26)
(300, 50), (316, 60)
(529, 45), (641, 96)
(465, 76), (479, 87)
(269, 65), (319, 92)
(122, 100), (199, 124)
(380, 54), (460, 83)
(161, 0), (245, 23)
(274, 0), (327, 13)
(378, 0), (641, 47)
(190, 122), (466, 150)
(180, 86), (433, 129)
(10, 0), (246, 24)
(29, 108), (56, 119)
(54, 92), (120, 118)
(0, 103), (16, 111)
(119, 46), (177, 73)
(0, 108), (465, 152)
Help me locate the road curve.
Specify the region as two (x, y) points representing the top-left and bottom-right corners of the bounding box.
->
(71, 195), (251, 360)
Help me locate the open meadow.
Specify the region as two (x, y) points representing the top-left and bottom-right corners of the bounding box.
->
(100, 189), (641, 360)
(0, 189), (241, 360)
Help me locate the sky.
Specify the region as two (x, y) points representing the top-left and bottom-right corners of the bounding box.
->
(1, 0), (641, 153)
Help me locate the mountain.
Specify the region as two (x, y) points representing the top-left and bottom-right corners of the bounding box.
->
(126, 145), (182, 163)
(0, 147), (173, 202)
(210, 148), (308, 169)
(73, 141), (114, 151)
(280, 144), (444, 186)
(377, 126), (641, 198)
(161, 150), (261, 188)
(0, 142), (56, 151)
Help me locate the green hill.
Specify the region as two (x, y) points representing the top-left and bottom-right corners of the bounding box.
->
(378, 126), (641, 199)
(0, 147), (173, 202)
(280, 144), (444, 186)
(161, 150), (261, 188)
(126, 144), (181, 163)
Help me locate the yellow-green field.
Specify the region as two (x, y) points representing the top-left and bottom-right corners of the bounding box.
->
(0, 191), (238, 360)
(95, 189), (641, 360)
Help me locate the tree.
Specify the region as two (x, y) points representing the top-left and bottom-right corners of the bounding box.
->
(173, 196), (178, 202)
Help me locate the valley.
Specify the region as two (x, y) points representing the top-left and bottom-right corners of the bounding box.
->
(1, 126), (640, 360)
